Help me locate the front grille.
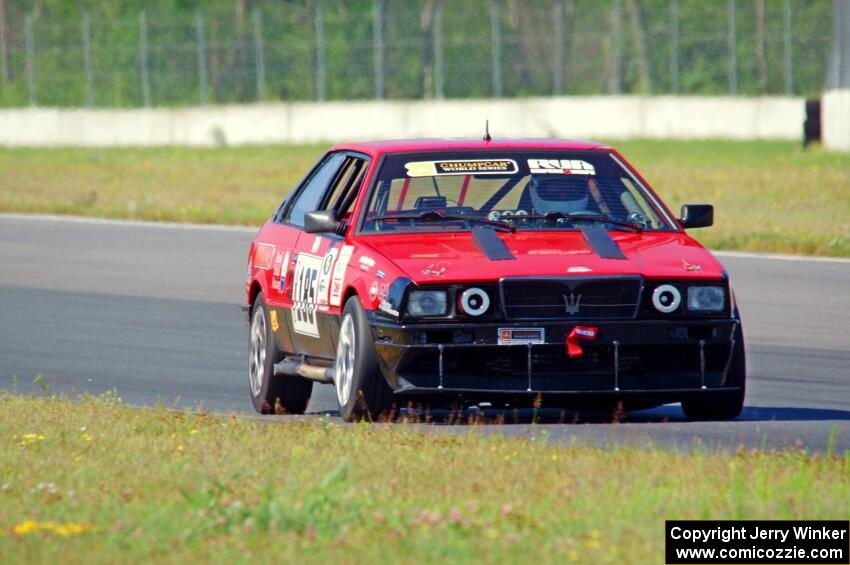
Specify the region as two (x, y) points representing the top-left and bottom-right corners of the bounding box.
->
(501, 277), (641, 320)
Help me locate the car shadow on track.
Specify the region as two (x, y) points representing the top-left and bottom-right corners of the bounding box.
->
(309, 404), (850, 425)
(738, 406), (850, 422)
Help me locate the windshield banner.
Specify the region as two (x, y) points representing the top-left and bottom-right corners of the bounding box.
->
(404, 159), (518, 177)
(527, 158), (596, 175)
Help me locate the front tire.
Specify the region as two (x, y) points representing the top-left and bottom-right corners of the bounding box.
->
(681, 322), (746, 421)
(334, 297), (394, 422)
(248, 294), (312, 414)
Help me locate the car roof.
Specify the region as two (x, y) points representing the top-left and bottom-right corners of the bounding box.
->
(330, 138), (611, 157)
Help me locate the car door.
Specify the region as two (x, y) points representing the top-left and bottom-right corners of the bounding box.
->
(289, 154), (370, 358)
(261, 151), (347, 355)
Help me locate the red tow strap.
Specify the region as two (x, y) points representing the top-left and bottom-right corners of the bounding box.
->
(566, 326), (599, 358)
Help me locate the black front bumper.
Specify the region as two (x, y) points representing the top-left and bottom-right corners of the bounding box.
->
(369, 316), (740, 401)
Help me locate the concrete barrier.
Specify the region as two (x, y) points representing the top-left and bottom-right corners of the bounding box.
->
(0, 96), (805, 147)
(823, 89), (850, 151)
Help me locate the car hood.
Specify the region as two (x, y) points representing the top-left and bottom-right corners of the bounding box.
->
(356, 230), (726, 283)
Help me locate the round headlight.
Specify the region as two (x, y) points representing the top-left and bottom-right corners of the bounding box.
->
(459, 287), (490, 316)
(652, 284), (681, 313)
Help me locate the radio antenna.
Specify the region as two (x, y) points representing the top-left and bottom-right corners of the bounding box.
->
(483, 120), (491, 142)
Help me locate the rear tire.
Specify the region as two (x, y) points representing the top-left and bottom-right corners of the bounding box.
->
(248, 294), (312, 414)
(681, 322), (746, 421)
(334, 297), (394, 422)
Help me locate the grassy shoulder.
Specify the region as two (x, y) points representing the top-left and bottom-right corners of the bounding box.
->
(1, 393), (848, 562)
(616, 140), (850, 257)
(0, 140), (848, 256)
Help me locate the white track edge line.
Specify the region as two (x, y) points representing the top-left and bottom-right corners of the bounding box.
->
(2, 212), (848, 264)
(710, 250), (850, 264)
(0, 212), (257, 233)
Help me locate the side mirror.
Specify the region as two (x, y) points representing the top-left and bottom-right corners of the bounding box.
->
(304, 210), (341, 234)
(679, 204), (713, 229)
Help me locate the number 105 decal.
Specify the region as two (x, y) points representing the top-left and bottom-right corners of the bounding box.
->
(291, 253), (322, 337)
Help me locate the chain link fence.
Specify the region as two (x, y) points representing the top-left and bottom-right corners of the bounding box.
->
(0, 0), (835, 108)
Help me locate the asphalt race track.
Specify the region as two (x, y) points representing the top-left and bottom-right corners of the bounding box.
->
(1, 214), (848, 451)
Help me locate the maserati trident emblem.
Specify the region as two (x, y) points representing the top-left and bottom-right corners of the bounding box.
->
(563, 292), (582, 315)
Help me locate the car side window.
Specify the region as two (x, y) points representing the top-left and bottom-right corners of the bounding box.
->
(335, 159), (367, 216)
(285, 152), (346, 227)
(323, 157), (368, 216)
(320, 157), (358, 212)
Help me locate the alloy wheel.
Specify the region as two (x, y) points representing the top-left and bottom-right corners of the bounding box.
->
(249, 306), (267, 397)
(334, 313), (356, 406)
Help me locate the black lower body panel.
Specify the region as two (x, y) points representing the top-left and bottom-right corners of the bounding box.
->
(370, 317), (740, 406)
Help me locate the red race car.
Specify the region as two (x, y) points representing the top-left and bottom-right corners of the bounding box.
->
(245, 138), (745, 422)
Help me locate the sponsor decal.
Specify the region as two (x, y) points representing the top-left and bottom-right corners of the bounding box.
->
(269, 310), (279, 332)
(378, 300), (399, 317)
(574, 327), (596, 338)
(329, 245), (355, 307)
(405, 159), (518, 177)
(279, 251), (290, 293)
(527, 158), (596, 175)
(322, 251), (335, 275)
(376, 270), (385, 279)
(310, 236), (321, 254)
(378, 283), (389, 301)
(253, 243), (275, 270)
(498, 328), (545, 346)
(369, 281), (379, 301)
(358, 255), (376, 270)
(271, 251), (284, 290)
(272, 251), (283, 277)
(567, 266), (592, 273)
(317, 247), (339, 306)
(291, 253), (322, 338)
(421, 262), (448, 277)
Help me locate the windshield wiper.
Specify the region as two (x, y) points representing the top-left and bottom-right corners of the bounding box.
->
(568, 213), (644, 233)
(372, 210), (516, 232)
(512, 211), (643, 233)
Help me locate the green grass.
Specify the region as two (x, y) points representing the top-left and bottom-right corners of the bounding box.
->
(0, 140), (847, 256)
(614, 140), (850, 257)
(0, 144), (325, 226)
(1, 393), (848, 563)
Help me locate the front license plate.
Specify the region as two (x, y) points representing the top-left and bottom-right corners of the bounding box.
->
(497, 328), (545, 345)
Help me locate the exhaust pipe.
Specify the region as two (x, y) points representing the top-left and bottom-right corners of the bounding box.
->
(274, 357), (334, 383)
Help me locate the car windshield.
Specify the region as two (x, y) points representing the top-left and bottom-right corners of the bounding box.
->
(360, 150), (674, 233)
